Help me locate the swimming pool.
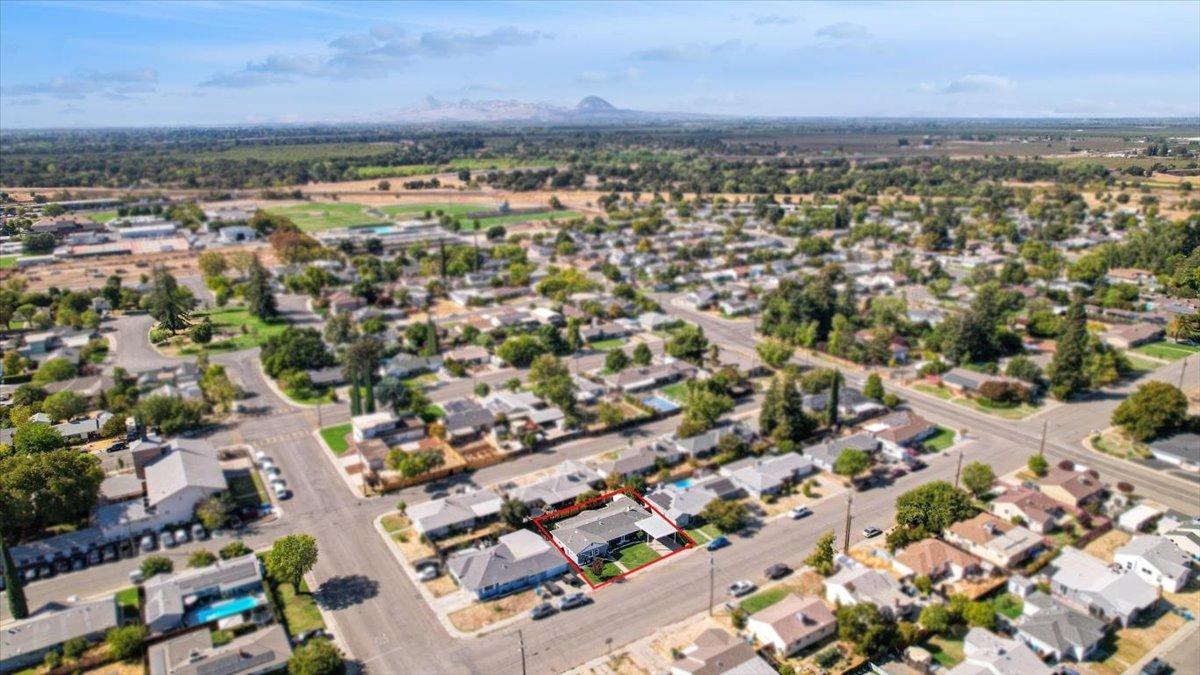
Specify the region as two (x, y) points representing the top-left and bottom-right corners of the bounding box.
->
(672, 478), (695, 489)
(188, 594), (264, 625)
(641, 395), (680, 413)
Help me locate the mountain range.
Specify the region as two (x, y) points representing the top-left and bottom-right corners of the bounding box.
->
(381, 96), (723, 125)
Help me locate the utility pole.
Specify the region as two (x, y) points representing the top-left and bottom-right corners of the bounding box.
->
(954, 448), (964, 489)
(1038, 420), (1047, 457)
(1179, 359), (1189, 392)
(518, 629), (527, 675)
(708, 552), (715, 616)
(842, 493), (853, 554)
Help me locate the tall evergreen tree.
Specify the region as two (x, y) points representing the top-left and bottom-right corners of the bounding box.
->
(826, 370), (841, 428)
(349, 378), (362, 416)
(421, 316), (439, 357)
(363, 371), (376, 414)
(1049, 299), (1089, 400)
(2, 537), (28, 619)
(244, 256), (278, 319)
(148, 266), (191, 333)
(438, 240), (447, 279)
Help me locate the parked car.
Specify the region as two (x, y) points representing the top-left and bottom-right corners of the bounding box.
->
(160, 530), (176, 548)
(255, 451), (269, 463)
(886, 467), (908, 480)
(728, 580), (756, 597)
(1140, 658), (1171, 675)
(417, 565), (439, 582)
(706, 536), (731, 551)
(174, 528), (190, 544)
(862, 526), (883, 538)
(273, 484), (292, 500)
(129, 569), (144, 585)
(191, 523), (208, 540)
(764, 564), (792, 580)
(295, 629), (328, 645)
(563, 574), (584, 588)
(265, 466), (282, 479)
(530, 603), (556, 620)
(140, 534), (156, 552)
(543, 582), (564, 596)
(559, 593), (590, 610)
(788, 506), (812, 519)
(907, 459), (927, 471)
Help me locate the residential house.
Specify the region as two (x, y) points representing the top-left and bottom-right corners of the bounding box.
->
(382, 354), (443, 379)
(944, 513), (1043, 568)
(447, 529), (570, 600)
(407, 488), (504, 540)
(595, 442), (682, 479)
(891, 538), (988, 583)
(947, 627), (1052, 675)
(147, 624), (292, 675)
(603, 361), (697, 392)
(665, 427), (728, 459)
(1049, 547), (1158, 627)
(638, 311), (676, 330)
(550, 495), (669, 564)
(990, 488), (1070, 534)
(670, 628), (776, 675)
(1147, 433), (1200, 471)
(1037, 468), (1106, 509)
(326, 291), (364, 315)
(143, 555), (266, 634)
(1101, 322), (1164, 350)
(644, 475), (743, 528)
(513, 460), (603, 511)
(1164, 521), (1200, 559)
(802, 434), (880, 472)
(1114, 535), (1193, 592)
(941, 368), (1029, 398)
(0, 599), (119, 672)
(1016, 592), (1107, 662)
(746, 594), (837, 657)
(1118, 503), (1163, 533)
(719, 453), (814, 499)
(143, 442), (228, 525)
(801, 388), (886, 425)
(483, 391), (566, 433)
(440, 398), (496, 442)
(825, 566), (914, 618)
(444, 345), (491, 367)
(861, 411), (937, 459)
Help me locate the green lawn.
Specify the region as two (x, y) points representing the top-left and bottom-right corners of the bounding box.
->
(227, 471), (269, 508)
(420, 404), (444, 423)
(115, 586), (140, 621)
(474, 210), (582, 228)
(661, 381), (689, 402)
(1126, 354), (1161, 373)
(86, 210), (119, 223)
(588, 337), (627, 351)
(380, 203), (487, 219)
(616, 543), (661, 570)
(739, 587), (789, 614)
(175, 306), (288, 355)
(582, 562), (623, 585)
(0, 255), (17, 269)
(912, 383), (953, 400)
(684, 523), (721, 544)
(284, 386), (334, 405)
(356, 164), (441, 179)
(923, 426), (957, 452)
(1134, 340), (1200, 361)
(992, 592), (1023, 619)
(954, 395), (1041, 420)
(320, 423), (352, 456)
(926, 636), (965, 668)
(265, 202), (385, 232)
(273, 578), (325, 638)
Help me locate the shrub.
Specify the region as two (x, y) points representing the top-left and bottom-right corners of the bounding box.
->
(105, 624), (148, 661)
(44, 649), (62, 669)
(1117, 481), (1134, 493)
(62, 636), (88, 660)
(140, 555), (173, 578)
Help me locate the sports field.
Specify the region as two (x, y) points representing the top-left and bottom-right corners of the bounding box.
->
(265, 202), (384, 232)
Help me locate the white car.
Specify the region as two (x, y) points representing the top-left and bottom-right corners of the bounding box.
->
(160, 530), (176, 548)
(272, 484), (292, 500)
(255, 451), (269, 463)
(416, 565), (439, 581)
(788, 506), (812, 519)
(728, 580), (757, 597)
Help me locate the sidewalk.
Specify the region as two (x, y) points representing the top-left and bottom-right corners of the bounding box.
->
(1124, 618), (1198, 675)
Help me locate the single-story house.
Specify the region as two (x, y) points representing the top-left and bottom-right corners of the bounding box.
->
(941, 368), (1029, 397)
(1118, 503), (1163, 533)
(1147, 433), (1200, 471)
(746, 594), (837, 657)
(148, 624), (292, 675)
(1100, 322), (1164, 350)
(0, 599), (119, 672)
(1016, 592), (1107, 662)
(143, 442), (228, 526)
(802, 434), (880, 472)
(143, 555), (266, 635)
(944, 513), (1043, 569)
(1164, 521), (1200, 559)
(861, 411), (937, 458)
(447, 529), (570, 600)
(595, 442), (682, 479)
(670, 628), (776, 675)
(1114, 535), (1193, 593)
(644, 475), (743, 528)
(990, 487), (1070, 534)
(550, 495), (669, 564)
(1036, 468), (1106, 509)
(383, 354), (443, 379)
(1049, 547), (1158, 627)
(892, 538), (987, 583)
(407, 488), (504, 540)
(825, 566), (914, 619)
(513, 460), (603, 511)
(444, 345), (491, 366)
(603, 361), (697, 392)
(801, 387), (886, 424)
(440, 398), (496, 441)
(947, 627), (1052, 675)
(664, 427), (730, 459)
(719, 453), (814, 499)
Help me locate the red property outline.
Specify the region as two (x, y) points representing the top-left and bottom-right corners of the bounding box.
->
(531, 486), (698, 590)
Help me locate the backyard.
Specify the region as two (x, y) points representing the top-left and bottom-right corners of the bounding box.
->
(588, 337), (627, 351)
(265, 202), (384, 232)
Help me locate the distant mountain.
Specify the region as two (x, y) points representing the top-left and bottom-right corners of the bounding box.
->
(381, 96), (721, 125)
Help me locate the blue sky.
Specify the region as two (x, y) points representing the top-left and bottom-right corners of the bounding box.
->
(1, 0), (1197, 127)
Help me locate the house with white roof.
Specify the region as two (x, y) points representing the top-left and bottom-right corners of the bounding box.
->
(406, 488), (504, 540)
(446, 529), (569, 600)
(1049, 547), (1158, 627)
(719, 453), (814, 499)
(746, 594), (836, 657)
(948, 627), (1052, 675)
(142, 441), (228, 525)
(1114, 535), (1193, 592)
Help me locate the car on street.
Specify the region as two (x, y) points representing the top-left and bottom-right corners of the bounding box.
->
(255, 451), (269, 463)
(706, 535), (731, 551)
(129, 569), (144, 585)
(788, 506), (812, 519)
(728, 580), (756, 597)
(886, 467), (908, 480)
(764, 563), (792, 580)
(1140, 658), (1170, 675)
(559, 593), (590, 610)
(862, 526), (883, 538)
(530, 603), (556, 620)
(295, 629), (329, 644)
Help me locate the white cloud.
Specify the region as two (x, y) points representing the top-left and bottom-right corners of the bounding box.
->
(630, 39), (744, 62)
(576, 67), (642, 84)
(754, 15), (798, 26)
(1, 69), (158, 100)
(814, 22), (871, 40)
(914, 74), (1016, 95)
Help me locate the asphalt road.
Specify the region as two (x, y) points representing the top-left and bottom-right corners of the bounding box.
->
(6, 297), (1198, 674)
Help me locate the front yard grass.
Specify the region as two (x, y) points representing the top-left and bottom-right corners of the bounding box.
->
(684, 523), (722, 545)
(925, 635), (965, 668)
(588, 337), (627, 351)
(266, 573), (325, 638)
(1091, 428), (1152, 461)
(1134, 340), (1200, 361)
(284, 385), (334, 405)
(923, 426), (957, 452)
(582, 562), (624, 585)
(319, 423), (352, 456)
(912, 383), (952, 400)
(616, 543), (661, 570)
(739, 588), (788, 614)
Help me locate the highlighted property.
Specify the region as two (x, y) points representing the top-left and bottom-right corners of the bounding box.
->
(532, 487), (696, 590)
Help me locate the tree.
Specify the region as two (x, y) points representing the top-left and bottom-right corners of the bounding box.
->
(33, 357), (76, 383)
(961, 461), (996, 497)
(963, 600), (996, 629)
(499, 498), (530, 528)
(11, 423), (65, 454)
(188, 549), (217, 568)
(863, 373), (884, 401)
(566, 320), (584, 353)
(148, 266), (192, 333)
(755, 339), (794, 369)
(262, 328), (334, 378)
(677, 382), (734, 437)
(244, 256), (278, 319)
(804, 531), (837, 575)
(200, 364), (238, 413)
(1028, 454), (1049, 477)
(496, 335), (545, 368)
(834, 448), (871, 478)
(140, 556), (174, 578)
(632, 342), (653, 366)
(190, 317), (214, 344)
(197, 251), (227, 279)
(759, 373), (816, 449)
(105, 625), (148, 661)
(267, 534), (319, 589)
(40, 391), (89, 422)
(1048, 299), (1090, 400)
(2, 538), (28, 619)
(700, 499), (748, 533)
(0, 451), (104, 541)
(605, 348), (630, 373)
(1005, 354), (1044, 385)
(826, 369), (841, 428)
(528, 354), (577, 415)
(1112, 381), (1188, 442)
(837, 603), (897, 657)
(194, 496), (230, 531)
(665, 324), (709, 364)
(893, 481), (976, 544)
(288, 638), (345, 675)
(220, 541), (253, 560)
(136, 395), (205, 435)
(919, 603), (951, 634)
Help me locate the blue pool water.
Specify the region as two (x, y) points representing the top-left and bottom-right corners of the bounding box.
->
(188, 595), (263, 624)
(673, 478), (695, 489)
